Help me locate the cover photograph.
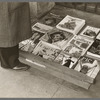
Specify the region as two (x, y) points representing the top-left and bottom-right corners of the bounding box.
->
(80, 26), (100, 40)
(40, 12), (64, 27)
(56, 15), (85, 34)
(40, 28), (74, 50)
(74, 56), (100, 79)
(54, 51), (78, 69)
(32, 41), (61, 61)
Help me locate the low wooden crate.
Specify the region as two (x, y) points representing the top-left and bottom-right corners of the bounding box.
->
(19, 50), (94, 89)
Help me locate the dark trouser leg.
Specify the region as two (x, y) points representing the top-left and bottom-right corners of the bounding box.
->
(0, 45), (19, 69)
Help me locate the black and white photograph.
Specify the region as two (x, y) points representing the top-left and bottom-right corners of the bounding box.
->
(0, 1), (100, 98)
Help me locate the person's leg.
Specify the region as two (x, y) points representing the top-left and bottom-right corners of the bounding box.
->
(0, 45), (30, 70)
(0, 45), (19, 68)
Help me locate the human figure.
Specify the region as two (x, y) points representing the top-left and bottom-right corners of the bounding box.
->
(84, 29), (96, 37)
(79, 58), (97, 74)
(37, 49), (46, 58)
(0, 2), (32, 70)
(31, 31), (44, 44)
(49, 32), (66, 43)
(48, 32), (68, 49)
(63, 57), (74, 68)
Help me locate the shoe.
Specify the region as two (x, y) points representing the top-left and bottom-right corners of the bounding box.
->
(12, 62), (30, 71)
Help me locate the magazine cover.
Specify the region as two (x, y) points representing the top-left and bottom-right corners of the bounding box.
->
(32, 41), (61, 61)
(40, 12), (64, 27)
(19, 39), (30, 50)
(80, 26), (100, 39)
(54, 51), (78, 68)
(86, 33), (100, 60)
(19, 30), (45, 53)
(32, 22), (53, 33)
(74, 56), (100, 79)
(63, 35), (94, 59)
(40, 28), (74, 49)
(56, 15), (85, 34)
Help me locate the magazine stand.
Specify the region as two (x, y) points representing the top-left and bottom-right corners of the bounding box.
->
(19, 4), (100, 89)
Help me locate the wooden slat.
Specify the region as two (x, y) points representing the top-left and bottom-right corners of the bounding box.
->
(19, 50), (94, 84)
(19, 56), (91, 89)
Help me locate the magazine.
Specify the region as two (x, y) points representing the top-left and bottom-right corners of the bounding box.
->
(32, 22), (53, 33)
(80, 26), (100, 40)
(86, 33), (100, 60)
(40, 28), (74, 50)
(54, 51), (78, 68)
(32, 41), (61, 61)
(63, 35), (94, 59)
(19, 30), (45, 53)
(19, 39), (31, 50)
(56, 15), (85, 34)
(40, 12), (64, 26)
(74, 56), (100, 79)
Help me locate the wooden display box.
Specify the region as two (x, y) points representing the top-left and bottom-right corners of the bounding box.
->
(19, 50), (94, 89)
(19, 4), (100, 90)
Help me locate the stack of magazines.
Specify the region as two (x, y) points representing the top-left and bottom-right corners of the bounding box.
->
(56, 15), (85, 35)
(55, 35), (93, 69)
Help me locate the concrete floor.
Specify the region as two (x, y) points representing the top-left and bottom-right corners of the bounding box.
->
(0, 62), (100, 98)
